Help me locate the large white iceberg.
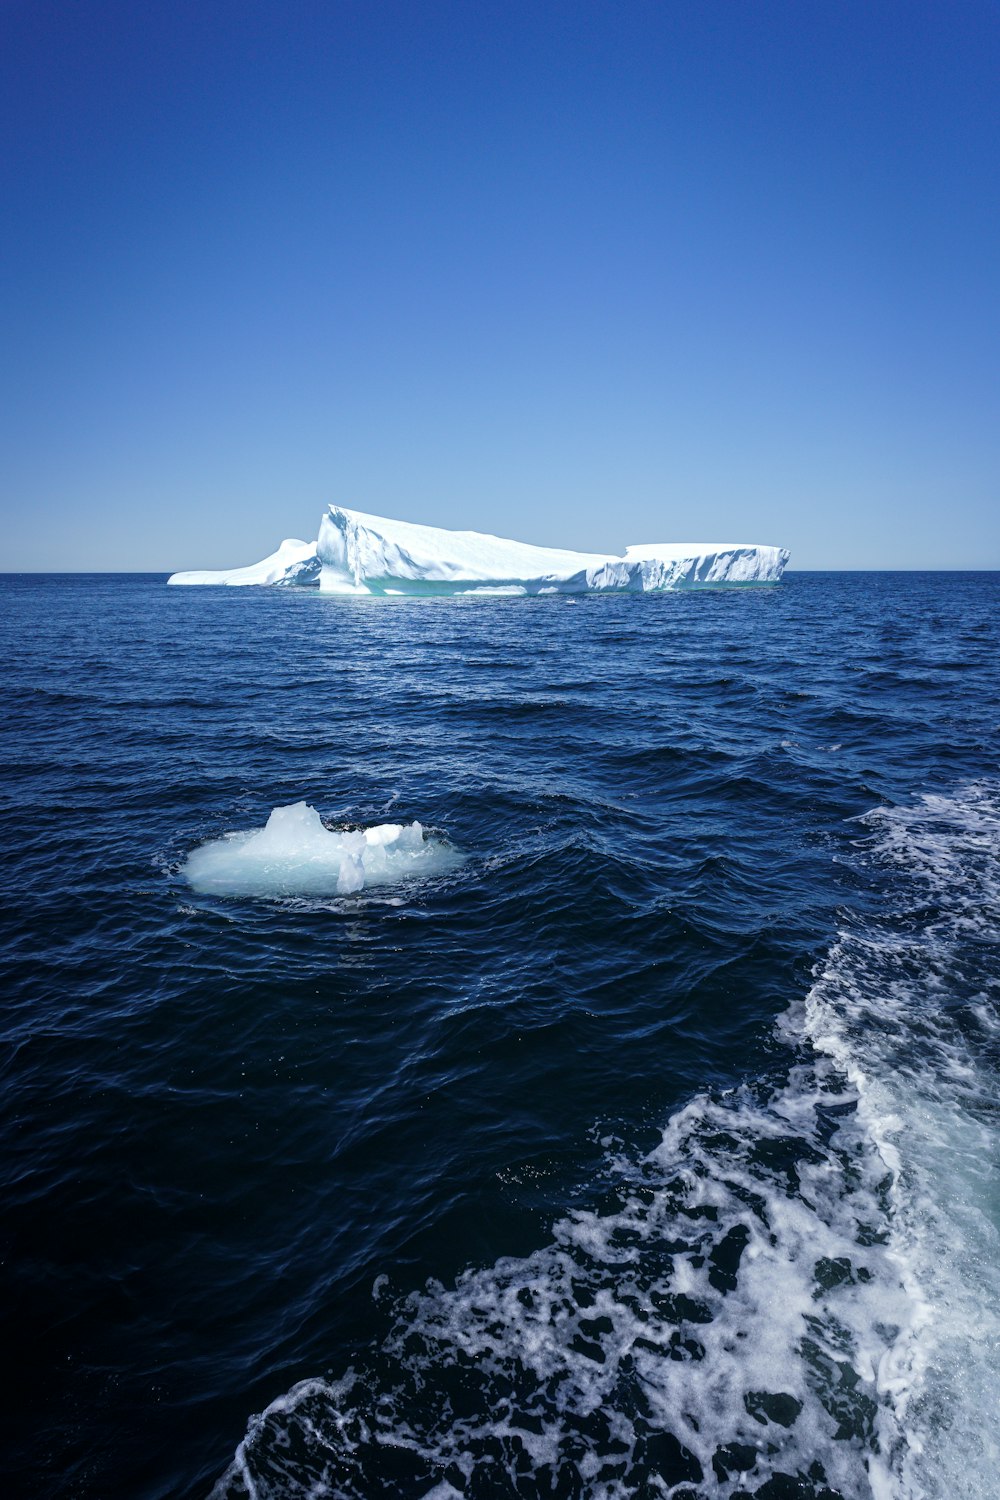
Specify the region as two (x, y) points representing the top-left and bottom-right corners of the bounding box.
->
(168, 506), (788, 593)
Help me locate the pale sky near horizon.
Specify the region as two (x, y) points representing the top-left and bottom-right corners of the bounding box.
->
(2, 0), (998, 572)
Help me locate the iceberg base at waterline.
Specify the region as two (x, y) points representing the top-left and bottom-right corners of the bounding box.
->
(168, 506), (789, 594)
(182, 802), (463, 898)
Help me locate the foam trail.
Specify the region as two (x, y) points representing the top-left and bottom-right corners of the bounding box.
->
(797, 785), (1000, 1497)
(211, 784), (1000, 1499)
(183, 802), (463, 898)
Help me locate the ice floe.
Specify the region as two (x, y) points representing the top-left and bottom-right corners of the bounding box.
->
(182, 801), (462, 898)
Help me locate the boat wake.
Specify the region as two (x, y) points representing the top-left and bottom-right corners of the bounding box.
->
(212, 784), (1000, 1499)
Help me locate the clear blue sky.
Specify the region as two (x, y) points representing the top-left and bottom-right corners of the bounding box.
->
(2, 0), (997, 570)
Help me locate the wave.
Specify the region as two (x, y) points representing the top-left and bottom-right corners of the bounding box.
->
(211, 784), (1000, 1499)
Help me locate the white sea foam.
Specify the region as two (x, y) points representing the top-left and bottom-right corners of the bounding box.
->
(794, 785), (1000, 1497)
(212, 784), (1000, 1499)
(183, 801), (462, 898)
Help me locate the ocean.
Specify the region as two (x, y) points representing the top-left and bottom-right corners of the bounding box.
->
(1, 571), (998, 1499)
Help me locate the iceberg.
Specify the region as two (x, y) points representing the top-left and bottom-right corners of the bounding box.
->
(168, 506), (788, 593)
(168, 537), (320, 587)
(182, 801), (463, 898)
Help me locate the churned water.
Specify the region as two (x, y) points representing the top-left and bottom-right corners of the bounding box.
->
(1, 573), (998, 1500)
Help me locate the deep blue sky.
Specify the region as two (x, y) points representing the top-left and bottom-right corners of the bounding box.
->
(2, 0), (997, 570)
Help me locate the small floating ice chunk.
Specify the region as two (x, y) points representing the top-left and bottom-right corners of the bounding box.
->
(182, 801), (462, 898)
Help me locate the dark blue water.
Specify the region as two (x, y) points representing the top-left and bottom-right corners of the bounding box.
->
(2, 574), (998, 1500)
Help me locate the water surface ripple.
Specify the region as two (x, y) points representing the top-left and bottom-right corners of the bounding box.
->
(1, 573), (998, 1499)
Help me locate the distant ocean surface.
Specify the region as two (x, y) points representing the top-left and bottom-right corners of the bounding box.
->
(2, 572), (999, 1500)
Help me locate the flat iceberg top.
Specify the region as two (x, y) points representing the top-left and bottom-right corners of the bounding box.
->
(623, 541), (777, 560)
(168, 505), (789, 592)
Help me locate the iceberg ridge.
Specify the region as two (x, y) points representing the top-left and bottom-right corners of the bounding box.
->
(168, 506), (788, 593)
